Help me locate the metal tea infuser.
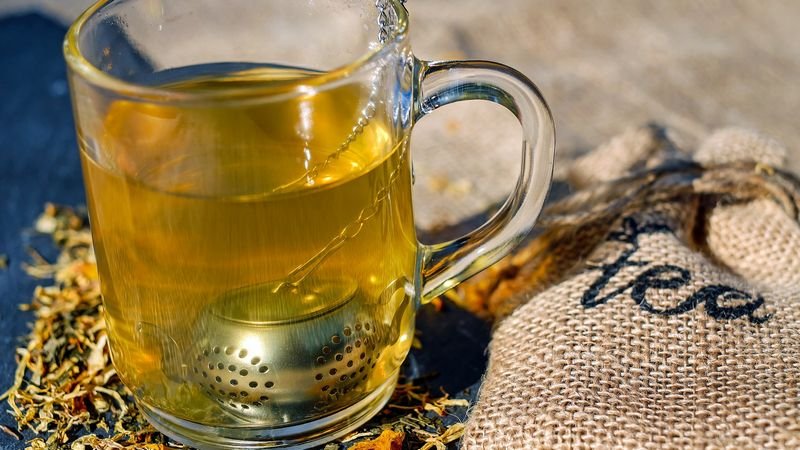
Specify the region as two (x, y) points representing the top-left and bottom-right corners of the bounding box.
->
(188, 278), (411, 421)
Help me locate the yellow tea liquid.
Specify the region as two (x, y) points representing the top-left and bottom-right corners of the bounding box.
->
(79, 65), (417, 425)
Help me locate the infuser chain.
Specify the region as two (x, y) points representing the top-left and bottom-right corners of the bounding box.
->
(271, 0), (409, 291)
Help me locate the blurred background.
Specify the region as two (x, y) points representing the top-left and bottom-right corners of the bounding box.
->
(3, 0), (799, 230)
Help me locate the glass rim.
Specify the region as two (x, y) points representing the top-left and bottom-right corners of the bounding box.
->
(63, 0), (409, 103)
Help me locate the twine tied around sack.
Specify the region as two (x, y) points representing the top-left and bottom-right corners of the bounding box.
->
(542, 126), (800, 233)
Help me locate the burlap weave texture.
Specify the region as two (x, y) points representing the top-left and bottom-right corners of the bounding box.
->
(462, 127), (800, 449)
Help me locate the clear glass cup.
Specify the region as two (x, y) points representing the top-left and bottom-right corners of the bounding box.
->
(64, 0), (554, 448)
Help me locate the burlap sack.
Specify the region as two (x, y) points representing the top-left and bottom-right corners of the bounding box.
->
(461, 126), (800, 449)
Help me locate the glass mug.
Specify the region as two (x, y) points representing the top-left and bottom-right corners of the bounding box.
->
(64, 0), (554, 448)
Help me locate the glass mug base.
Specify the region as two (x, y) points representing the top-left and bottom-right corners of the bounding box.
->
(139, 370), (399, 449)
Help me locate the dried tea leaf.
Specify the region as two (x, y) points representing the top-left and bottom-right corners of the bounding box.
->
(348, 429), (404, 450)
(2, 205), (167, 447)
(87, 334), (108, 376)
(0, 423), (21, 440)
(423, 396), (470, 416)
(34, 214), (57, 234)
(345, 379), (472, 449)
(341, 431), (380, 443)
(26, 437), (47, 450)
(419, 423), (465, 450)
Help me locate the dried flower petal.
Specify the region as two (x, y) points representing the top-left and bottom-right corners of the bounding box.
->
(348, 429), (404, 450)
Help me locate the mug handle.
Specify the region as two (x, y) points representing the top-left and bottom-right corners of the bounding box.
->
(413, 59), (555, 302)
